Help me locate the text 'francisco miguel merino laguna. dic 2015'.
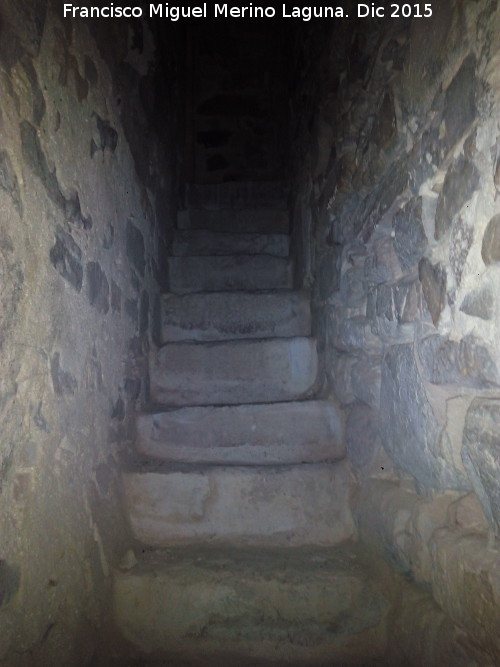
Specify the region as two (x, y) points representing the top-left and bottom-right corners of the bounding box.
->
(63, 4), (433, 20)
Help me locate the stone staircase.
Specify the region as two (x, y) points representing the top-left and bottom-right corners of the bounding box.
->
(111, 182), (392, 665)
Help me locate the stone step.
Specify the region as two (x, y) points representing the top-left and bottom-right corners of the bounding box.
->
(168, 255), (292, 294)
(150, 337), (319, 407)
(160, 290), (311, 343)
(177, 208), (289, 234)
(123, 461), (355, 547)
(185, 180), (287, 210)
(171, 230), (289, 257)
(112, 542), (389, 664)
(136, 400), (344, 465)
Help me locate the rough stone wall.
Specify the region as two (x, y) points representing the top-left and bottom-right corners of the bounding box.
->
(291, 0), (500, 658)
(0, 3), (176, 663)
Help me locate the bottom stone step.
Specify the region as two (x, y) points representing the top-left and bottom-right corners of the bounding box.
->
(112, 542), (390, 665)
(123, 461), (355, 547)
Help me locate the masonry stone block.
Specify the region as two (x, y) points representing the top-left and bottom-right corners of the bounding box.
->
(435, 157), (479, 240)
(50, 352), (77, 396)
(345, 403), (380, 471)
(123, 462), (356, 547)
(93, 113), (118, 154)
(161, 290), (310, 343)
(462, 398), (500, 534)
(387, 585), (478, 667)
(113, 542), (390, 663)
(447, 493), (489, 535)
(0, 150), (22, 216)
(124, 298), (138, 325)
(86, 261), (109, 314)
(380, 344), (470, 491)
(151, 337), (319, 407)
(168, 255), (292, 293)
(418, 258), (446, 326)
(331, 313), (382, 354)
(136, 400), (344, 466)
(317, 250), (341, 299)
(340, 266), (366, 307)
(430, 529), (500, 662)
(327, 351), (356, 405)
(185, 181), (287, 210)
(443, 54), (477, 155)
(126, 220), (146, 277)
(364, 237), (403, 285)
(177, 208), (289, 234)
(372, 91), (397, 148)
(481, 214), (500, 265)
(351, 354), (381, 409)
(0, 560), (20, 608)
(394, 279), (422, 324)
(393, 198), (428, 270)
(449, 215), (474, 287)
(418, 334), (500, 388)
(139, 290), (149, 334)
(21, 121), (92, 228)
(460, 287), (494, 320)
(172, 230), (289, 257)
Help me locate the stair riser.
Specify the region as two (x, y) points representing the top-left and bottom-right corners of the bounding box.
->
(161, 290), (311, 343)
(150, 337), (319, 407)
(168, 256), (292, 293)
(136, 401), (344, 465)
(177, 209), (289, 234)
(123, 462), (355, 547)
(172, 231), (289, 257)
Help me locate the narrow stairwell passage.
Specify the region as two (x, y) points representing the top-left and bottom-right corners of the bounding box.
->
(5, 8), (500, 665)
(123, 181), (353, 549)
(106, 183), (474, 666)
(113, 182), (365, 662)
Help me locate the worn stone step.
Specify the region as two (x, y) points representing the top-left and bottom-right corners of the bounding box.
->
(168, 255), (292, 294)
(112, 542), (389, 664)
(123, 461), (355, 547)
(160, 290), (311, 343)
(185, 181), (287, 209)
(172, 230), (289, 257)
(136, 400), (344, 465)
(150, 337), (319, 407)
(177, 208), (289, 234)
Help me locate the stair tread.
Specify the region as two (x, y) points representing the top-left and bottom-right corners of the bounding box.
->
(168, 255), (292, 293)
(150, 337), (319, 407)
(117, 540), (377, 578)
(136, 399), (344, 465)
(160, 289), (311, 343)
(172, 230), (289, 257)
(177, 208), (289, 234)
(125, 459), (345, 475)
